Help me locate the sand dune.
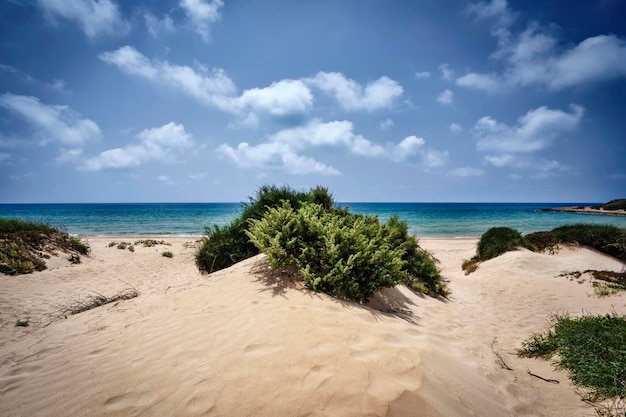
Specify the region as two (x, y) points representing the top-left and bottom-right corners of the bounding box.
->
(1, 237), (624, 416)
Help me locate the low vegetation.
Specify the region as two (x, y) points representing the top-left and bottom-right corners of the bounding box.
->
(161, 251), (173, 258)
(246, 200), (446, 301)
(0, 218), (89, 275)
(594, 199), (626, 211)
(463, 224), (626, 274)
(196, 185), (335, 274)
(526, 224), (626, 262)
(197, 185), (445, 302)
(519, 313), (626, 415)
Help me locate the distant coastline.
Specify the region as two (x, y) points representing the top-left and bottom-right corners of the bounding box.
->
(540, 199), (626, 217)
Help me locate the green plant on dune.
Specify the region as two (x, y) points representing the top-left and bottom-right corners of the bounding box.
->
(519, 313), (626, 415)
(0, 218), (89, 275)
(195, 185), (334, 274)
(246, 200), (446, 301)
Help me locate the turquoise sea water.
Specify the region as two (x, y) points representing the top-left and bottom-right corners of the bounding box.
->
(1, 202), (625, 238)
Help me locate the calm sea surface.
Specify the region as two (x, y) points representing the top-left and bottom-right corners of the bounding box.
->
(1, 202), (625, 238)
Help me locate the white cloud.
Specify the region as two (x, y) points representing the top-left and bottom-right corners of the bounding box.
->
(439, 64), (455, 80)
(391, 135), (425, 162)
(466, 0), (516, 28)
(37, 0), (128, 39)
(449, 123), (463, 133)
(456, 72), (501, 92)
(234, 79), (313, 118)
(217, 141), (341, 176)
(306, 72), (403, 111)
(144, 12), (175, 37)
(100, 46), (236, 109)
(102, 47), (314, 121)
(0, 93), (101, 147)
(483, 154), (514, 167)
(543, 35), (626, 89)
(82, 122), (193, 171)
(459, 1), (626, 91)
(448, 166), (484, 177)
(380, 118), (394, 130)
(415, 71), (431, 79)
(180, 0), (223, 41)
(436, 89), (454, 106)
(420, 148), (449, 170)
(217, 120), (441, 175)
(474, 105), (584, 154)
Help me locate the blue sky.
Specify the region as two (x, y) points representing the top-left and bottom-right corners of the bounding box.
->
(1, 0), (625, 203)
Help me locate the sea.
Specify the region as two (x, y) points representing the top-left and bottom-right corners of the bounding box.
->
(1, 202), (625, 238)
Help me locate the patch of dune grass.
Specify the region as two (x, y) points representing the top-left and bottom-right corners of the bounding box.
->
(519, 313), (626, 413)
(0, 217), (89, 275)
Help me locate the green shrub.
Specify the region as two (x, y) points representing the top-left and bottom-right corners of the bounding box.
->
(0, 218), (88, 275)
(162, 251), (173, 258)
(246, 201), (445, 301)
(519, 313), (626, 404)
(476, 227), (532, 261)
(196, 185), (334, 274)
(552, 224), (625, 262)
(601, 199), (626, 211)
(67, 236), (89, 255)
(461, 258), (479, 275)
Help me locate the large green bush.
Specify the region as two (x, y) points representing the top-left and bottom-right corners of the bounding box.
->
(476, 227), (532, 261)
(196, 185), (334, 274)
(246, 201), (445, 301)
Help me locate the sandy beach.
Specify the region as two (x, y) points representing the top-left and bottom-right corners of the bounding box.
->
(1, 237), (625, 416)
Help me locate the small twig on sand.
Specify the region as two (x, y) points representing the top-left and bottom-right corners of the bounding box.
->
(527, 369), (559, 384)
(491, 337), (513, 371)
(51, 287), (139, 319)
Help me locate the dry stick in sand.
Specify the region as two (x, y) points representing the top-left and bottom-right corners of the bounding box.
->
(527, 370), (560, 384)
(46, 286), (139, 326)
(491, 337), (513, 371)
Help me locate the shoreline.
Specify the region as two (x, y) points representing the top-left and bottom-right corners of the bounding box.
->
(541, 206), (626, 217)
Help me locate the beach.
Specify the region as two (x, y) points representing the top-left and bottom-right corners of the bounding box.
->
(1, 237), (625, 416)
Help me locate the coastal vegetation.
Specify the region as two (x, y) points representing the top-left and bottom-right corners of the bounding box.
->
(0, 218), (89, 275)
(196, 185), (334, 274)
(196, 185), (445, 301)
(595, 199), (626, 211)
(519, 313), (626, 415)
(463, 224), (626, 275)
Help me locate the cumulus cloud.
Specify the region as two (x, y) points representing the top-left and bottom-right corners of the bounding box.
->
(37, 0), (128, 39)
(101, 47), (314, 121)
(217, 120), (440, 175)
(0, 93), (101, 146)
(180, 0), (223, 41)
(439, 64), (455, 80)
(305, 72), (403, 111)
(415, 71), (431, 79)
(234, 79), (313, 119)
(456, 72), (501, 92)
(459, 0), (626, 91)
(474, 104), (584, 154)
(82, 122), (193, 171)
(100, 46), (236, 109)
(217, 141), (341, 176)
(436, 89), (454, 106)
